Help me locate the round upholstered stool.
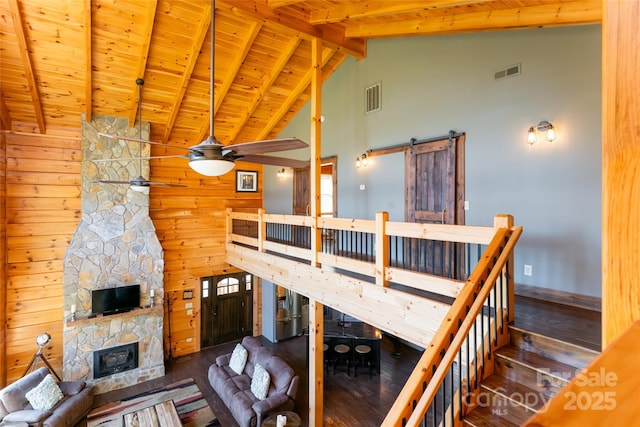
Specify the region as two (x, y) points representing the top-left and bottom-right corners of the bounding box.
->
(333, 343), (351, 376)
(354, 344), (373, 377)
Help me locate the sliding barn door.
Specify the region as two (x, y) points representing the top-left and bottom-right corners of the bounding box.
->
(405, 133), (465, 278)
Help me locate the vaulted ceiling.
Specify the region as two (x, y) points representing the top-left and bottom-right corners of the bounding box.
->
(0, 0), (601, 151)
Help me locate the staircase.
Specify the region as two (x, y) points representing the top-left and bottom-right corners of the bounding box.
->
(463, 326), (600, 426)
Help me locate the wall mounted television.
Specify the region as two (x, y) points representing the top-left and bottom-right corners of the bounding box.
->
(91, 284), (140, 316)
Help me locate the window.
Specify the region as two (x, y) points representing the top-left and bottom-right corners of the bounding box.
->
(245, 274), (252, 291)
(202, 278), (210, 298)
(320, 173), (334, 217)
(217, 277), (240, 296)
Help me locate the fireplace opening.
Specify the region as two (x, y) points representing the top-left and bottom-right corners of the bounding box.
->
(93, 342), (139, 379)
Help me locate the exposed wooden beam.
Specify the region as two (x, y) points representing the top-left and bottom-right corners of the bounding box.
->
(309, 0), (479, 24)
(264, 51), (347, 140)
(227, 36), (301, 143)
(0, 93), (11, 130)
(602, 0), (640, 346)
(346, 0), (603, 38)
(309, 41), (323, 426)
(218, 0), (366, 59)
(214, 21), (262, 115)
(162, 2), (212, 142)
(254, 47), (334, 141)
(8, 0), (45, 134)
(84, 0), (92, 122)
(127, 0), (158, 126)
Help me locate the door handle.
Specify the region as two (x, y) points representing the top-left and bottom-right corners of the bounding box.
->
(213, 305), (218, 316)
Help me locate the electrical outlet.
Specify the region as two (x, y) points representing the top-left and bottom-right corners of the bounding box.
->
(464, 200), (470, 210)
(186, 337), (193, 343)
(359, 184), (366, 190)
(185, 302), (193, 309)
(187, 309), (193, 315)
(524, 264), (532, 276)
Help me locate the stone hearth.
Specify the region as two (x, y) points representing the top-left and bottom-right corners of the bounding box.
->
(62, 114), (165, 394)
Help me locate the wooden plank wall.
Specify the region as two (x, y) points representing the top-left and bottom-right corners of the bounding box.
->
(4, 131), (81, 384)
(1, 130), (263, 384)
(1, 131), (7, 385)
(149, 157), (263, 357)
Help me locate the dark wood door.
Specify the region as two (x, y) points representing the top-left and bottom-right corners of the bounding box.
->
(293, 166), (310, 216)
(405, 133), (465, 278)
(201, 273), (253, 347)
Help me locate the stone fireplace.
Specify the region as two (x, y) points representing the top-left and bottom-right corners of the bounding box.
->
(62, 114), (165, 394)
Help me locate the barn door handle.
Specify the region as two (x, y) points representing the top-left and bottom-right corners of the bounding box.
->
(441, 210), (446, 224)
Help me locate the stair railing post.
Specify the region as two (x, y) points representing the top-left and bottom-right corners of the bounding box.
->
(376, 211), (390, 287)
(494, 214), (515, 324)
(258, 208), (266, 253)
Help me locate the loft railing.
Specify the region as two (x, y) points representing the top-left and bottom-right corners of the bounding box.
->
(226, 208), (521, 425)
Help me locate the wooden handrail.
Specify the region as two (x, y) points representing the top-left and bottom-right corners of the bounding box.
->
(229, 210), (499, 246)
(405, 225), (522, 426)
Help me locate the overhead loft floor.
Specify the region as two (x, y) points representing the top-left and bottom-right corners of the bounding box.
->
(226, 242), (448, 349)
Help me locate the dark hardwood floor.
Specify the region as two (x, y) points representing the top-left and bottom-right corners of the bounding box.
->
(92, 296), (602, 426)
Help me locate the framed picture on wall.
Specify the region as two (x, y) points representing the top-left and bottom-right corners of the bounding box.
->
(236, 170), (258, 192)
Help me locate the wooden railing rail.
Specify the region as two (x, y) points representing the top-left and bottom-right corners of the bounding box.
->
(382, 219), (522, 426)
(228, 209), (500, 283)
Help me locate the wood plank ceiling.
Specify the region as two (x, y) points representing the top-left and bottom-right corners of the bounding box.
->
(0, 0), (601, 152)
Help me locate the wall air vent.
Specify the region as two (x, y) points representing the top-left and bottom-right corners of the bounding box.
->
(494, 63), (521, 80)
(365, 81), (381, 114)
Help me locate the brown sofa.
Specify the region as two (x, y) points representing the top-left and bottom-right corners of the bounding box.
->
(0, 367), (93, 427)
(208, 336), (299, 427)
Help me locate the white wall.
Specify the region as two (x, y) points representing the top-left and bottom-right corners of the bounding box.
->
(265, 25), (602, 297)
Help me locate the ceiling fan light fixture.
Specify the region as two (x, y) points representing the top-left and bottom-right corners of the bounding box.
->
(188, 158), (235, 176)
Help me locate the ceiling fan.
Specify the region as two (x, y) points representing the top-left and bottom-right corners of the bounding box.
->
(98, 0), (309, 176)
(94, 78), (187, 191)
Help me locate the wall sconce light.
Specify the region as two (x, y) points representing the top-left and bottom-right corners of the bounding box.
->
(355, 153), (368, 168)
(527, 120), (556, 145)
(276, 168), (286, 179)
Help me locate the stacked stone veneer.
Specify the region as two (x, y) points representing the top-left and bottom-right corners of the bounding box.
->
(62, 114), (165, 394)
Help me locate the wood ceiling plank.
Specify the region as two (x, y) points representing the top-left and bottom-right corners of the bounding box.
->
(0, 93), (11, 130)
(228, 36), (301, 143)
(218, 0), (366, 59)
(346, 0), (603, 38)
(162, 2), (212, 143)
(127, 0), (158, 125)
(84, 0), (92, 122)
(214, 21), (262, 115)
(7, 0), (45, 134)
(309, 0), (480, 24)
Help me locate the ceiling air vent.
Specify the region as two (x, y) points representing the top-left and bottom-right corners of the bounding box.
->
(365, 81), (381, 114)
(494, 63), (521, 81)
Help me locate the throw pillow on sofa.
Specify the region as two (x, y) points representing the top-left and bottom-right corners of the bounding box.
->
(229, 343), (249, 375)
(25, 374), (63, 411)
(250, 363), (270, 400)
